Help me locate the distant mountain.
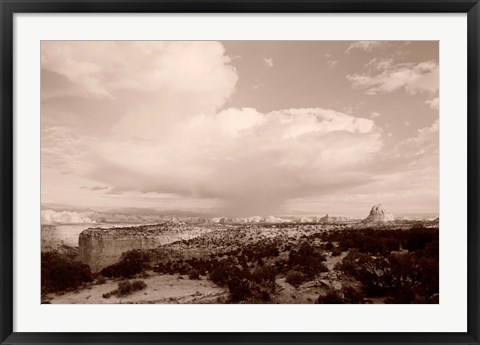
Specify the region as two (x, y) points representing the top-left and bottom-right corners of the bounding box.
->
(394, 213), (439, 221)
(318, 214), (357, 223)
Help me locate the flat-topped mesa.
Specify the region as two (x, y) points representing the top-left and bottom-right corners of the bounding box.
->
(78, 218), (210, 272)
(363, 203), (395, 223)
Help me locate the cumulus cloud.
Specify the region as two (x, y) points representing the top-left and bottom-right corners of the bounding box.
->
(42, 41), (238, 115)
(41, 41), (438, 216)
(45, 107), (382, 215)
(347, 59), (438, 95)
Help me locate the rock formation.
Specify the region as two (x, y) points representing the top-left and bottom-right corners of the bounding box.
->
(319, 214), (331, 223)
(363, 204), (394, 223)
(78, 219), (213, 272)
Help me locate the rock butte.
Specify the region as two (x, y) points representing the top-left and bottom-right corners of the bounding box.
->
(363, 203), (395, 223)
(78, 219), (213, 272)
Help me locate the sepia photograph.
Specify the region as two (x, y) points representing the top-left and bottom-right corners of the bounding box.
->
(40, 40), (439, 304)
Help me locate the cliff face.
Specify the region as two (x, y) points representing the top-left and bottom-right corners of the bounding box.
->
(78, 220), (212, 272)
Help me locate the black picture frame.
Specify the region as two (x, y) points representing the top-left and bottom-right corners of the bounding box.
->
(1, 1), (479, 344)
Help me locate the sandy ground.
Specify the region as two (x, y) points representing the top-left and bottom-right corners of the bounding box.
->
(273, 277), (327, 303)
(324, 251), (347, 271)
(46, 273), (228, 304)
(46, 251), (357, 304)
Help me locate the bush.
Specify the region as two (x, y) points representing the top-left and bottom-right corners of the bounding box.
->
(316, 290), (344, 304)
(331, 247), (342, 257)
(253, 265), (277, 285)
(100, 250), (150, 278)
(285, 270), (307, 287)
(188, 269), (201, 280)
(288, 242), (328, 277)
(42, 251), (94, 293)
(342, 286), (365, 303)
(108, 279), (147, 297)
(227, 277), (253, 303)
(95, 276), (107, 285)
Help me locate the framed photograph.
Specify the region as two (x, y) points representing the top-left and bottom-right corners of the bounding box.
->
(1, 1), (479, 344)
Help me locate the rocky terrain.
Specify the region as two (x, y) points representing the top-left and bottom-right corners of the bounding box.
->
(43, 204), (439, 304)
(78, 219), (217, 272)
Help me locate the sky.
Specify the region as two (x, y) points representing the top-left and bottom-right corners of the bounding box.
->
(41, 41), (439, 217)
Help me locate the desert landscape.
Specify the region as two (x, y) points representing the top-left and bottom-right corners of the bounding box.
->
(41, 40), (439, 304)
(41, 204), (439, 304)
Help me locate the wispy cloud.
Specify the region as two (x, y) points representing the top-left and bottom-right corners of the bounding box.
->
(346, 41), (385, 53)
(80, 185), (109, 191)
(347, 59), (438, 95)
(263, 57), (274, 68)
(327, 60), (338, 68)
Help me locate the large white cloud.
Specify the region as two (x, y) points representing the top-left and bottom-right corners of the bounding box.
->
(42, 41), (238, 116)
(41, 41), (438, 216)
(43, 107), (383, 215)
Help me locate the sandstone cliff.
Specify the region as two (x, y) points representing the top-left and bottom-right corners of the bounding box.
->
(363, 204), (395, 223)
(78, 219), (213, 272)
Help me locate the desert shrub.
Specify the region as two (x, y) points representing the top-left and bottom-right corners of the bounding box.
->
(260, 290), (271, 302)
(100, 250), (150, 278)
(403, 227), (435, 252)
(385, 283), (416, 304)
(131, 279), (147, 290)
(342, 286), (365, 304)
(209, 259), (248, 286)
(108, 279), (147, 297)
(227, 277), (253, 303)
(339, 250), (392, 297)
(253, 265), (277, 285)
(288, 242), (328, 277)
(338, 236), (439, 302)
(316, 290), (344, 304)
(188, 268), (201, 280)
(324, 242), (334, 251)
(285, 270), (307, 287)
(117, 280), (135, 296)
(331, 247), (342, 257)
(42, 251), (94, 293)
(325, 227), (438, 255)
(95, 276), (107, 285)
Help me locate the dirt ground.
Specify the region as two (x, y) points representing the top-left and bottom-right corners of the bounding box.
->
(46, 272), (228, 304)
